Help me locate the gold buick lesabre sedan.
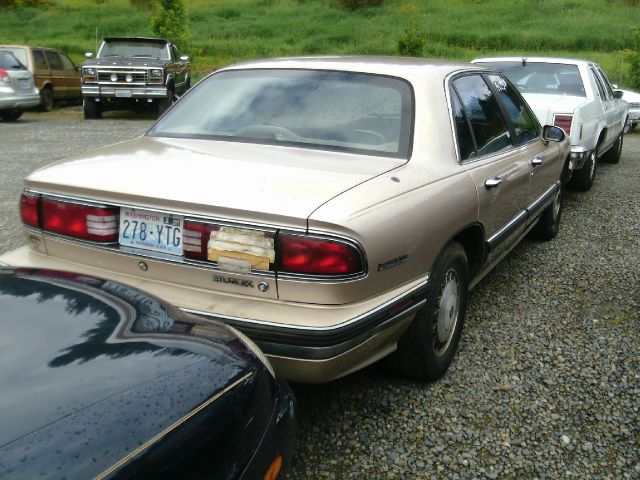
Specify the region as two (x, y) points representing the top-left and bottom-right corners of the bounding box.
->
(1, 57), (570, 383)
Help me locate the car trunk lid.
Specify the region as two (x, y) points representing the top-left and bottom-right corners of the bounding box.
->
(26, 135), (403, 227)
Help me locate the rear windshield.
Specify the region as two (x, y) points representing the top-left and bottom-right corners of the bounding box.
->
(0, 47), (26, 66)
(0, 52), (26, 70)
(149, 69), (414, 158)
(98, 40), (169, 60)
(477, 61), (586, 97)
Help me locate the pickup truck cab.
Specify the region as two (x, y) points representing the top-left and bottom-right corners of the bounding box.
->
(81, 37), (190, 119)
(472, 57), (628, 190)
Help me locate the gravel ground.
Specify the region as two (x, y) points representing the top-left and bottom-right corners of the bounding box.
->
(1, 110), (638, 479)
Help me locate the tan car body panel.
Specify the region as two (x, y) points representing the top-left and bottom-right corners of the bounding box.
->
(1, 57), (569, 382)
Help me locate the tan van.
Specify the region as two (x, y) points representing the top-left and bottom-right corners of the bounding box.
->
(0, 45), (81, 111)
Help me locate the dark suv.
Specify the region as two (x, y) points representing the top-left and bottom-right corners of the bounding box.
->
(81, 37), (190, 119)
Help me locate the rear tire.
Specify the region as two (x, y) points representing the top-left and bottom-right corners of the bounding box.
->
(83, 98), (102, 119)
(568, 147), (597, 191)
(386, 242), (469, 381)
(0, 109), (22, 121)
(529, 182), (563, 241)
(40, 87), (54, 112)
(602, 132), (623, 164)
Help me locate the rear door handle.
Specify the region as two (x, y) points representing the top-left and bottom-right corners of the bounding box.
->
(484, 177), (502, 189)
(531, 158), (544, 167)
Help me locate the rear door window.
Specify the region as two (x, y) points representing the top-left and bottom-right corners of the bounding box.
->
(45, 51), (63, 70)
(452, 74), (512, 158)
(33, 49), (48, 70)
(60, 53), (76, 71)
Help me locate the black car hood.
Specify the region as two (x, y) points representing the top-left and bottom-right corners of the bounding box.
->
(0, 268), (267, 478)
(83, 56), (168, 68)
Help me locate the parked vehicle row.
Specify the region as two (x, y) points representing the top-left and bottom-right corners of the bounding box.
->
(0, 44), (81, 112)
(0, 37), (192, 120)
(2, 56), (572, 385)
(0, 53), (629, 479)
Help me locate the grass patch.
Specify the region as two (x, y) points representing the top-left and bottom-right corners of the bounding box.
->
(1, 0), (638, 85)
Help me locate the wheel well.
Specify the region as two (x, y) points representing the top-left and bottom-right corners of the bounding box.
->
(452, 225), (485, 278)
(41, 83), (53, 92)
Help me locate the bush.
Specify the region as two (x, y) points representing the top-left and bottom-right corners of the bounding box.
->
(397, 20), (425, 57)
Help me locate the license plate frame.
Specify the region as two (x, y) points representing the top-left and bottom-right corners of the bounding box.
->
(119, 208), (183, 256)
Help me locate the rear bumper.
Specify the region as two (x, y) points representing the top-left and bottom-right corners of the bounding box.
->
(0, 244), (425, 383)
(0, 88), (40, 110)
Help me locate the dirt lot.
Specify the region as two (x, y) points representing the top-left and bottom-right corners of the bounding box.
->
(0, 109), (638, 479)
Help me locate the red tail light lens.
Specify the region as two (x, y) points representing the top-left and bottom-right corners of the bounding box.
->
(278, 234), (363, 276)
(0, 69), (9, 84)
(41, 198), (118, 242)
(183, 220), (218, 260)
(20, 193), (40, 227)
(553, 114), (573, 136)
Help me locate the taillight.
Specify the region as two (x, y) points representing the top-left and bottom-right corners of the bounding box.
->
(41, 198), (118, 242)
(182, 220), (218, 260)
(278, 234), (363, 276)
(20, 193), (40, 227)
(553, 114), (573, 136)
(0, 69), (10, 84)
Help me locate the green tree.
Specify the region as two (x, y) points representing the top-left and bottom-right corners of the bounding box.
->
(151, 0), (190, 51)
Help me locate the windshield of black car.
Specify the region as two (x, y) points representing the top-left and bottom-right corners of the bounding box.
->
(149, 69), (414, 158)
(98, 41), (169, 60)
(0, 52), (27, 70)
(477, 62), (586, 97)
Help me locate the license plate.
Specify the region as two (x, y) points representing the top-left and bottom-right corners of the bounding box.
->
(119, 208), (183, 255)
(629, 113), (640, 120)
(115, 89), (132, 98)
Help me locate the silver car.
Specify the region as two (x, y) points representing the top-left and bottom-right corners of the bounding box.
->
(0, 51), (40, 121)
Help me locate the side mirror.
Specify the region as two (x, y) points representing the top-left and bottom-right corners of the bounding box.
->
(612, 84), (618, 89)
(84, 52), (94, 59)
(180, 55), (189, 62)
(542, 125), (565, 142)
(613, 90), (623, 100)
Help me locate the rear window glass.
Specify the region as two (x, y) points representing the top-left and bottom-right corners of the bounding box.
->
(0, 47), (27, 66)
(477, 61), (586, 97)
(0, 52), (26, 70)
(149, 69), (414, 158)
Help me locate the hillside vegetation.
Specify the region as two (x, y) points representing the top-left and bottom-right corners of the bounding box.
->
(1, 0), (639, 85)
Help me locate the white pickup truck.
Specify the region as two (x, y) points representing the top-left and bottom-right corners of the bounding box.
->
(472, 57), (628, 191)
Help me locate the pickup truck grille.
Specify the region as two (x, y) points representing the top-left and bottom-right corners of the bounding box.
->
(96, 68), (148, 84)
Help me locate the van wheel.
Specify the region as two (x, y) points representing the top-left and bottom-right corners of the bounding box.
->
(568, 147), (597, 191)
(40, 87), (54, 112)
(386, 242), (468, 381)
(83, 99), (102, 119)
(602, 132), (623, 164)
(529, 183), (563, 240)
